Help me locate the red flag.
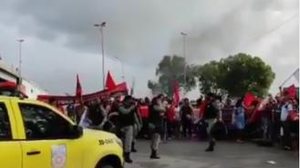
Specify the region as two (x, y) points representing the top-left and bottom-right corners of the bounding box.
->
(172, 81), (180, 106)
(105, 71), (116, 91)
(286, 84), (297, 98)
(243, 92), (256, 107)
(110, 82), (128, 93)
(76, 74), (82, 98)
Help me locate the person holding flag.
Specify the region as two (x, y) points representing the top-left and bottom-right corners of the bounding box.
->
(75, 74), (92, 128)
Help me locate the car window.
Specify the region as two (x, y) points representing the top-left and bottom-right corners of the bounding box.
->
(19, 103), (72, 140)
(0, 103), (12, 140)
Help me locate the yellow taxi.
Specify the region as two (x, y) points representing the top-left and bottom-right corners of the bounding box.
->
(0, 96), (124, 168)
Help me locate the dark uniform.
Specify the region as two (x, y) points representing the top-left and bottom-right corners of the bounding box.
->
(203, 95), (219, 152)
(118, 96), (136, 163)
(148, 97), (165, 159)
(181, 104), (193, 138)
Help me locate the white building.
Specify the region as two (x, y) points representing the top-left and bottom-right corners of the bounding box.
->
(21, 79), (48, 99)
(0, 60), (48, 99)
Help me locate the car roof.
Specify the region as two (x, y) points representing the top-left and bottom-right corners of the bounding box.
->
(0, 96), (42, 104)
(0, 96), (20, 100)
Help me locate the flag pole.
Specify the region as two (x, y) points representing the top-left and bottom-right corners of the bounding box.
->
(280, 68), (299, 87)
(130, 77), (135, 96)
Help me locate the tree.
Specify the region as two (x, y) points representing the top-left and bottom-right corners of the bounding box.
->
(219, 53), (275, 97)
(197, 61), (224, 95)
(148, 55), (197, 97)
(147, 80), (162, 95)
(197, 53), (275, 97)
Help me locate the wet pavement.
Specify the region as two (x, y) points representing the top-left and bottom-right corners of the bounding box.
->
(126, 140), (298, 168)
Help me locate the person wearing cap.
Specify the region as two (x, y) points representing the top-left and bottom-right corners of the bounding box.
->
(117, 95), (136, 163)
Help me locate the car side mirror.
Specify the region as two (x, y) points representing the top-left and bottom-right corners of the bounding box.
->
(68, 125), (83, 139)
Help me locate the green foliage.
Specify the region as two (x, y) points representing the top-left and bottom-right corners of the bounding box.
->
(148, 55), (197, 96)
(197, 61), (222, 94)
(147, 80), (162, 95)
(149, 53), (275, 97)
(197, 53), (275, 97)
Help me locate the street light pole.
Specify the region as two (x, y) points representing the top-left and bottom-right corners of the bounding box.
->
(94, 22), (106, 89)
(17, 39), (24, 85)
(180, 32), (187, 87)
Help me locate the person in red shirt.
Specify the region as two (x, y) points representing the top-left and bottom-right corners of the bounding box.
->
(138, 98), (150, 139)
(244, 100), (261, 139)
(166, 99), (177, 139)
(199, 98), (208, 119)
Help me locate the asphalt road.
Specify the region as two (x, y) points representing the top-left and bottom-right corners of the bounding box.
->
(125, 140), (298, 168)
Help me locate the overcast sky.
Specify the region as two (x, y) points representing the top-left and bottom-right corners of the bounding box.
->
(0, 0), (298, 98)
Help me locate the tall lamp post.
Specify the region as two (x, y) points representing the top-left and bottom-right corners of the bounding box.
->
(17, 39), (24, 85)
(180, 32), (187, 87)
(94, 22), (106, 89)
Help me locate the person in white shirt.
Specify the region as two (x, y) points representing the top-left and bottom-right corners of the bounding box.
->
(280, 100), (293, 122)
(78, 103), (91, 128)
(280, 98), (293, 150)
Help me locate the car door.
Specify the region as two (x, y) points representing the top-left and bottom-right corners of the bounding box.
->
(0, 100), (22, 168)
(13, 101), (83, 168)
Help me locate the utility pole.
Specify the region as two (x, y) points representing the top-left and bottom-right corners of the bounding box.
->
(17, 39), (24, 85)
(94, 22), (106, 89)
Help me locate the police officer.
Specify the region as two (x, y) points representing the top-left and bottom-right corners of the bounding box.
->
(132, 105), (142, 152)
(118, 96), (136, 163)
(148, 94), (166, 159)
(203, 93), (220, 152)
(180, 98), (193, 138)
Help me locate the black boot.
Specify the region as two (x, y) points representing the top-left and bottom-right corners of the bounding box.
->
(131, 142), (137, 152)
(150, 149), (160, 159)
(124, 152), (133, 163)
(205, 141), (215, 152)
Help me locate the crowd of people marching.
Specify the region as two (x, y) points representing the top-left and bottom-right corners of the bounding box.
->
(59, 89), (298, 164)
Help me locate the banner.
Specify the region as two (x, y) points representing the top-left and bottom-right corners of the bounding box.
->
(110, 82), (128, 95)
(37, 82), (128, 105)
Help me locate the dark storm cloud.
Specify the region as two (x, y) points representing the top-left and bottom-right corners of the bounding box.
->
(8, 0), (195, 66)
(4, 0), (249, 66)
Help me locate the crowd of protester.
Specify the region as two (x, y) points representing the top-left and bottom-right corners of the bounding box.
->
(57, 89), (298, 163)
